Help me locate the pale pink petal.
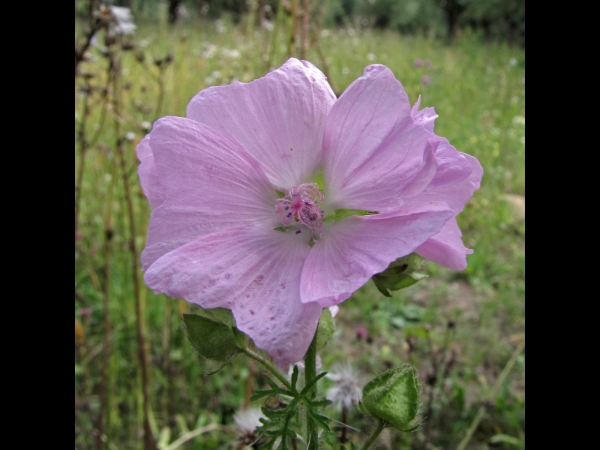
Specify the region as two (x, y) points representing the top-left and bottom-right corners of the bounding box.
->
(186, 58), (336, 188)
(416, 218), (472, 270)
(141, 117), (278, 270)
(428, 138), (473, 190)
(408, 153), (483, 214)
(144, 227), (322, 366)
(411, 154), (483, 269)
(322, 65), (437, 212)
(136, 136), (164, 208)
(300, 202), (454, 306)
(410, 95), (438, 132)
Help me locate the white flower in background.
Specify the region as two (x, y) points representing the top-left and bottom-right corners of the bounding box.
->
(326, 364), (363, 409)
(233, 407), (264, 434)
(109, 6), (136, 35)
(261, 20), (274, 31)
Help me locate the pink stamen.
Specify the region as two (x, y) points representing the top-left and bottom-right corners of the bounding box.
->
(275, 183), (325, 240)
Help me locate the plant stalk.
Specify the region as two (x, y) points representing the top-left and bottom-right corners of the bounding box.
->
(240, 347), (292, 391)
(305, 332), (318, 450)
(360, 420), (386, 450)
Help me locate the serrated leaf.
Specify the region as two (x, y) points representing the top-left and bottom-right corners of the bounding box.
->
(251, 389), (278, 401)
(316, 308), (334, 350)
(308, 399), (332, 408)
(307, 409), (331, 431)
(262, 407), (289, 418)
(300, 372), (328, 396)
(182, 314), (240, 361)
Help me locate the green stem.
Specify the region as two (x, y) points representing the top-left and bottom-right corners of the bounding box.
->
(305, 333), (318, 450)
(241, 347), (292, 391)
(360, 420), (386, 450)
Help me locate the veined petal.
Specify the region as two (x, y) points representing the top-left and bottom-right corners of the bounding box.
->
(411, 154), (483, 269)
(186, 58), (336, 188)
(408, 153), (483, 214)
(322, 65), (435, 212)
(428, 138), (473, 190)
(300, 202), (454, 306)
(144, 227), (322, 367)
(416, 218), (472, 270)
(410, 95), (438, 132)
(136, 135), (164, 208)
(141, 117), (278, 270)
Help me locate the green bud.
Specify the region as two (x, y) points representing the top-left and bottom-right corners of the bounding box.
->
(361, 364), (420, 431)
(371, 253), (428, 297)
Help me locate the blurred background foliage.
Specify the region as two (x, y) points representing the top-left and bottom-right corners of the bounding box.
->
(76, 0), (525, 45)
(75, 1), (524, 449)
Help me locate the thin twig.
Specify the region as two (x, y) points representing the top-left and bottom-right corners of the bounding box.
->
(113, 45), (154, 450)
(96, 150), (117, 450)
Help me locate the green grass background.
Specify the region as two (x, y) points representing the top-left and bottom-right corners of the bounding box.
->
(75, 15), (525, 450)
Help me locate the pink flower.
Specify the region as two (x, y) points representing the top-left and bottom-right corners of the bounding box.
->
(137, 59), (482, 366)
(421, 75), (430, 85)
(413, 59), (424, 68)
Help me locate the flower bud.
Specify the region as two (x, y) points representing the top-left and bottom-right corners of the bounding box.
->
(361, 364), (420, 431)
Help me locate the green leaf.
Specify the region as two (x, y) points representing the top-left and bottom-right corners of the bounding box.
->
(232, 327), (248, 348)
(300, 372), (328, 397)
(371, 253), (428, 295)
(308, 399), (332, 408)
(182, 314), (240, 361)
(324, 208), (377, 222)
(361, 364), (420, 431)
(193, 306), (236, 327)
(315, 308), (334, 350)
(291, 365), (299, 391)
(250, 389), (278, 401)
(275, 189), (286, 198)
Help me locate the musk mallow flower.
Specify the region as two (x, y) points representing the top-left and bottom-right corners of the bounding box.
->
(137, 58), (482, 367)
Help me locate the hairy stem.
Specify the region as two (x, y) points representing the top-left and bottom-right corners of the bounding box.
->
(305, 333), (318, 450)
(360, 420), (386, 450)
(240, 347), (292, 391)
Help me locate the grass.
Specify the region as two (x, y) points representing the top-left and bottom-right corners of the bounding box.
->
(75, 15), (525, 450)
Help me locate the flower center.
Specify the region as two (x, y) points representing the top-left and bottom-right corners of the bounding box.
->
(275, 183), (325, 240)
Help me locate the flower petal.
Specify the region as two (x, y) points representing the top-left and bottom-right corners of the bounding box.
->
(141, 117), (278, 270)
(416, 218), (472, 270)
(186, 58), (336, 188)
(300, 202), (454, 306)
(322, 65), (436, 212)
(412, 154), (483, 269)
(428, 138), (473, 191)
(136, 135), (164, 208)
(408, 152), (483, 214)
(144, 227), (322, 366)
(410, 95), (438, 133)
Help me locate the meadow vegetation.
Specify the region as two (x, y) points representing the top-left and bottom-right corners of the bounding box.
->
(75, 9), (525, 450)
